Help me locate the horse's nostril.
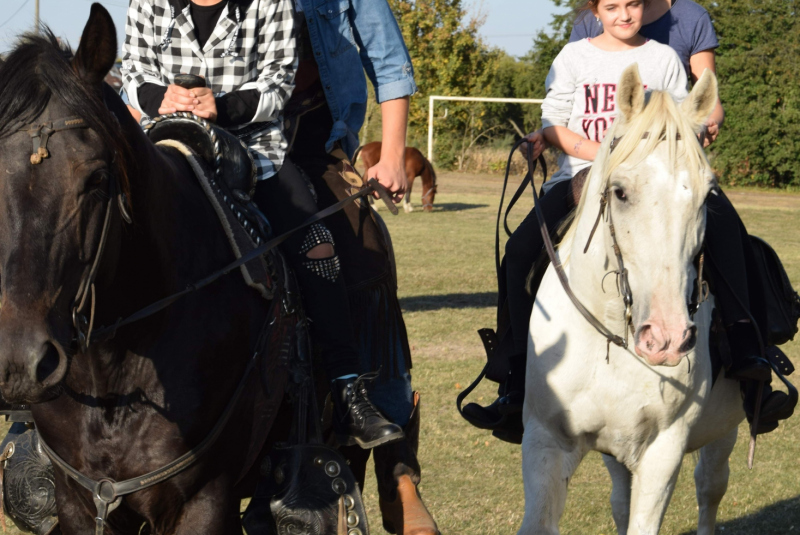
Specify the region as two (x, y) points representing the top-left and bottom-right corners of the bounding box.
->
(680, 326), (698, 353)
(36, 343), (61, 384)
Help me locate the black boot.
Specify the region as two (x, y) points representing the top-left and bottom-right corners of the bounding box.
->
(725, 323), (771, 382)
(462, 387), (524, 427)
(332, 374), (404, 449)
(742, 379), (797, 435)
(461, 353), (525, 434)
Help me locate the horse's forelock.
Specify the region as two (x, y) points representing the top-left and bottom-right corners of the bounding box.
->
(603, 90), (709, 189)
(0, 29), (133, 199)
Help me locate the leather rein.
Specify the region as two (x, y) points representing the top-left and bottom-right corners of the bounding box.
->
(517, 134), (707, 359)
(12, 112), (398, 534)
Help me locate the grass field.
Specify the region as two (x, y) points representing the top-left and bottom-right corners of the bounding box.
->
(357, 170), (800, 535)
(2, 170), (798, 535)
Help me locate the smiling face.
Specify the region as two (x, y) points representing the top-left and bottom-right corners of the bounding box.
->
(594, 0), (645, 43)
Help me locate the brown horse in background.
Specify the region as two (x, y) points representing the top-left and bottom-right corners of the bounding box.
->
(355, 142), (438, 213)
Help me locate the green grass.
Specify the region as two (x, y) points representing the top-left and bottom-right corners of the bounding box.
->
(360, 171), (800, 535)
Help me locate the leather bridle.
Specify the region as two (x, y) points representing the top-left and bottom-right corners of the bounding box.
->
(71, 158), (131, 352)
(11, 114), (130, 352)
(519, 134), (707, 359)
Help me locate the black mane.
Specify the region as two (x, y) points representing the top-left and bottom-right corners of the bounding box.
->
(0, 29), (134, 192)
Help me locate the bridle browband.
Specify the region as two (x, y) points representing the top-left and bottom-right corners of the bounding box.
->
(22, 116), (91, 165)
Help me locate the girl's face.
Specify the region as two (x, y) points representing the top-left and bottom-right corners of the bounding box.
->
(594, 0), (645, 42)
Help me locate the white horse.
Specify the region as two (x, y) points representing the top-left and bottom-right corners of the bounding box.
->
(520, 65), (745, 535)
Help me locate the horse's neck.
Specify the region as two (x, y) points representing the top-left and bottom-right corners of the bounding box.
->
(98, 135), (231, 336)
(145, 144), (227, 270)
(69, 136), (232, 393)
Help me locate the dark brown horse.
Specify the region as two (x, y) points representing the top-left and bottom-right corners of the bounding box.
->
(0, 6), (288, 534)
(355, 142), (437, 213)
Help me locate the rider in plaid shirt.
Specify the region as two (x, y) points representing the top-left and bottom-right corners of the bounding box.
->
(122, 0), (294, 178)
(122, 0), (405, 450)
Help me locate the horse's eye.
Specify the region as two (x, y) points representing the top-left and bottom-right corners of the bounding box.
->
(614, 188), (627, 202)
(89, 170), (110, 187)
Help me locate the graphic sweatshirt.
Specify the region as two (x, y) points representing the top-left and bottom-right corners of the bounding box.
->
(541, 38), (688, 187)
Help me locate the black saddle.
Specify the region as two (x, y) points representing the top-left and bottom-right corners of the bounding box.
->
(145, 112), (257, 198)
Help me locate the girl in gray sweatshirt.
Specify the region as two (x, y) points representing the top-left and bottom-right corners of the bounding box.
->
(541, 37), (687, 187)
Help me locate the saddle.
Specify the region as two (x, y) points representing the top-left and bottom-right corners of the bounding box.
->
(144, 113), (277, 299)
(146, 112), (257, 197)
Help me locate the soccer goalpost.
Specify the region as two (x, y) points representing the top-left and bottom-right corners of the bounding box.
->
(426, 95), (544, 163)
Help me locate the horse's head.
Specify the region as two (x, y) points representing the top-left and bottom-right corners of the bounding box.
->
(582, 64), (718, 367)
(420, 153), (437, 212)
(0, 4), (131, 403)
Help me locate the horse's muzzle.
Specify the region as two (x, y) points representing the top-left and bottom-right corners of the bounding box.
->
(634, 321), (697, 367)
(0, 316), (69, 404)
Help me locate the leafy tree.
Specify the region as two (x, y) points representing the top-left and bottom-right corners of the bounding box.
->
(385, 0), (539, 167)
(697, 0), (800, 186)
(389, 1), (490, 130)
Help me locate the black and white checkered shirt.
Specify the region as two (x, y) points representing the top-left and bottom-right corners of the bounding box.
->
(121, 0), (297, 179)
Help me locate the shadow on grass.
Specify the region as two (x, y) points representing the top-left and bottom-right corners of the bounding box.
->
(400, 292), (496, 312)
(428, 202), (489, 212)
(680, 494), (800, 535)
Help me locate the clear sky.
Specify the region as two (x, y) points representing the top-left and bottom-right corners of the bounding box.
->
(477, 0), (567, 57)
(0, 0), (563, 58)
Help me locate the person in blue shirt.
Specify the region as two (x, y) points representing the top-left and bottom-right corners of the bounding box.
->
(278, 1), (438, 533)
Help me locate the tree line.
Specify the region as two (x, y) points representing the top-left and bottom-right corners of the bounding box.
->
(373, 0), (799, 187)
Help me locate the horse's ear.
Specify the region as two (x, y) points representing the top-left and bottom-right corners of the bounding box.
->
(680, 68), (718, 128)
(72, 3), (117, 87)
(617, 64), (645, 123)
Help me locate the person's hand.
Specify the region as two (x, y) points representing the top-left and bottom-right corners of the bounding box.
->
(366, 158), (407, 203)
(518, 129), (547, 160)
(700, 119), (719, 148)
(158, 84), (218, 122)
(188, 87), (218, 122)
(158, 84), (197, 115)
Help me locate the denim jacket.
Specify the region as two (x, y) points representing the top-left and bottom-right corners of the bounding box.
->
(297, 0), (416, 158)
